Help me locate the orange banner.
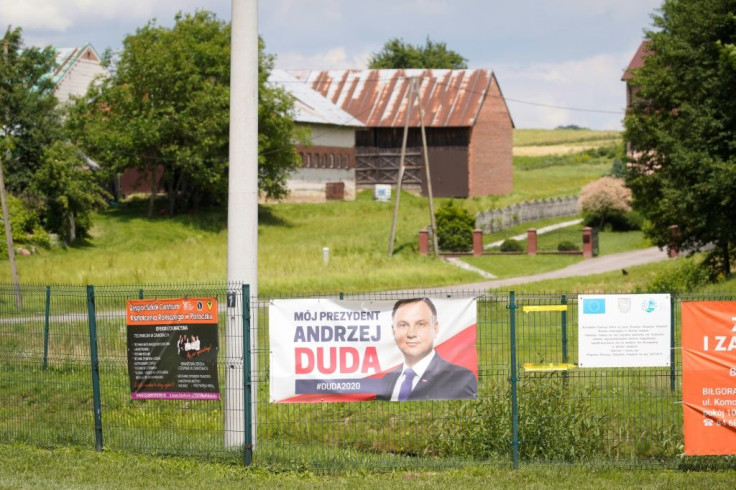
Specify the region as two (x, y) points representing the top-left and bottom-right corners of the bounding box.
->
(126, 297), (218, 325)
(682, 301), (736, 455)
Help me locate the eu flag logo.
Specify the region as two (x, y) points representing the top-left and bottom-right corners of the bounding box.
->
(583, 298), (606, 314)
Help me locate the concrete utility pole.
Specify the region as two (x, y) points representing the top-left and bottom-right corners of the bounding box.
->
(225, 0), (258, 449)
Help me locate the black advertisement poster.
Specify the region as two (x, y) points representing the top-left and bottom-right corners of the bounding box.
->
(126, 297), (220, 400)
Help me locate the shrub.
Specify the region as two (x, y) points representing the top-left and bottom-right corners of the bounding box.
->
(436, 374), (613, 461)
(646, 258), (710, 293)
(610, 158), (627, 178)
(435, 200), (474, 252)
(0, 194), (50, 257)
(500, 238), (524, 252)
(578, 176), (636, 231)
(557, 240), (579, 252)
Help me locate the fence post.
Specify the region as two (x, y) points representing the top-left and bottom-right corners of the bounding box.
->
(86, 285), (104, 451)
(561, 294), (569, 387)
(668, 225), (680, 258)
(526, 229), (537, 256)
(473, 229), (483, 256)
(561, 295), (568, 363)
(418, 229), (429, 256)
(670, 294), (676, 392)
(582, 227), (593, 258)
(508, 291), (520, 469)
(42, 285), (50, 371)
(242, 284), (253, 466)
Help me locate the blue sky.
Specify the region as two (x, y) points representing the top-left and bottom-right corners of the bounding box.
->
(3, 0), (663, 130)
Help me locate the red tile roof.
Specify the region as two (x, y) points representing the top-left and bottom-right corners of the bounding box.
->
(622, 41), (652, 81)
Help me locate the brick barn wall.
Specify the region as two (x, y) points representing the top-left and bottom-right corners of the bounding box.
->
(467, 75), (513, 197)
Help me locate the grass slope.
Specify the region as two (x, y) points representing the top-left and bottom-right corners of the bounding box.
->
(2, 128), (734, 294)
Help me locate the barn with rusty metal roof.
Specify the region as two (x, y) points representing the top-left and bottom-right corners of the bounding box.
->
(288, 68), (514, 198)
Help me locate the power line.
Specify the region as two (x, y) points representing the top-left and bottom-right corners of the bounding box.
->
(503, 97), (623, 114)
(271, 72), (626, 118)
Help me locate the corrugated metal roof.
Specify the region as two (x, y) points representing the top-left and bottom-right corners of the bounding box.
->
(269, 69), (364, 127)
(289, 69), (495, 128)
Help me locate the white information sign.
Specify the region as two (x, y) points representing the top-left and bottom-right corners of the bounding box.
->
(577, 294), (671, 368)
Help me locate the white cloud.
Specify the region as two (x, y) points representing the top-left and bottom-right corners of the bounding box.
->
(391, 0), (450, 14)
(497, 51), (631, 129)
(2, 0), (217, 33)
(4, 0), (650, 130)
(275, 47), (371, 70)
(1, 1), (71, 31)
(548, 0), (660, 20)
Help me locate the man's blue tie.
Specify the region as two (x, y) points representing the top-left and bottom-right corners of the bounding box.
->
(398, 368), (416, 401)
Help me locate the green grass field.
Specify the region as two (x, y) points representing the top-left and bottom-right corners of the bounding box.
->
(0, 128), (634, 293)
(2, 442), (736, 489)
(513, 128), (622, 147)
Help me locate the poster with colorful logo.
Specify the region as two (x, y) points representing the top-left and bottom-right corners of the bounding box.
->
(126, 297), (220, 400)
(269, 298), (477, 403)
(578, 294), (671, 368)
(682, 301), (736, 455)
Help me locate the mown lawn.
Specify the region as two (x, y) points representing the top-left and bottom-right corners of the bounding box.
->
(1, 442), (735, 489)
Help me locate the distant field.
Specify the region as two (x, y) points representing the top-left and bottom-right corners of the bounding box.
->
(513, 128), (622, 156)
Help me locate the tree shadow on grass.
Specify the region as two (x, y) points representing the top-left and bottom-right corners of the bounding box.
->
(258, 206), (291, 227)
(391, 241), (417, 255)
(97, 198), (292, 232)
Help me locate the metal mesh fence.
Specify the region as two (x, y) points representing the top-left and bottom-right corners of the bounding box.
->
(1, 283), (736, 470)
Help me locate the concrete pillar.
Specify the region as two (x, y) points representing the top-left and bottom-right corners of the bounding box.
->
(527, 228), (537, 256)
(669, 224), (680, 258)
(582, 227), (593, 259)
(473, 229), (483, 256)
(419, 229), (429, 256)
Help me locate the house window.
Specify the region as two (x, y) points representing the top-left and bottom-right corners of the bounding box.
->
(305, 153), (311, 168)
(321, 154), (326, 168)
(329, 154), (334, 168)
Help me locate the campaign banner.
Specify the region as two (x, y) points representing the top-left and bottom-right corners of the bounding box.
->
(126, 297), (220, 400)
(269, 298), (477, 403)
(578, 294), (671, 368)
(682, 301), (736, 455)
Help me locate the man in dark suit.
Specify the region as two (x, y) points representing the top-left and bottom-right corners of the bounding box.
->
(377, 298), (477, 401)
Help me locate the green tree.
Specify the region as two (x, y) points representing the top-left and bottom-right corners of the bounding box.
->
(29, 142), (110, 244)
(623, 0), (736, 277)
(66, 10), (303, 217)
(368, 37), (468, 69)
(0, 27), (62, 193)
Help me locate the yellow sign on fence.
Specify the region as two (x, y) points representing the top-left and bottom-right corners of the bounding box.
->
(523, 363), (576, 372)
(522, 305), (568, 313)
